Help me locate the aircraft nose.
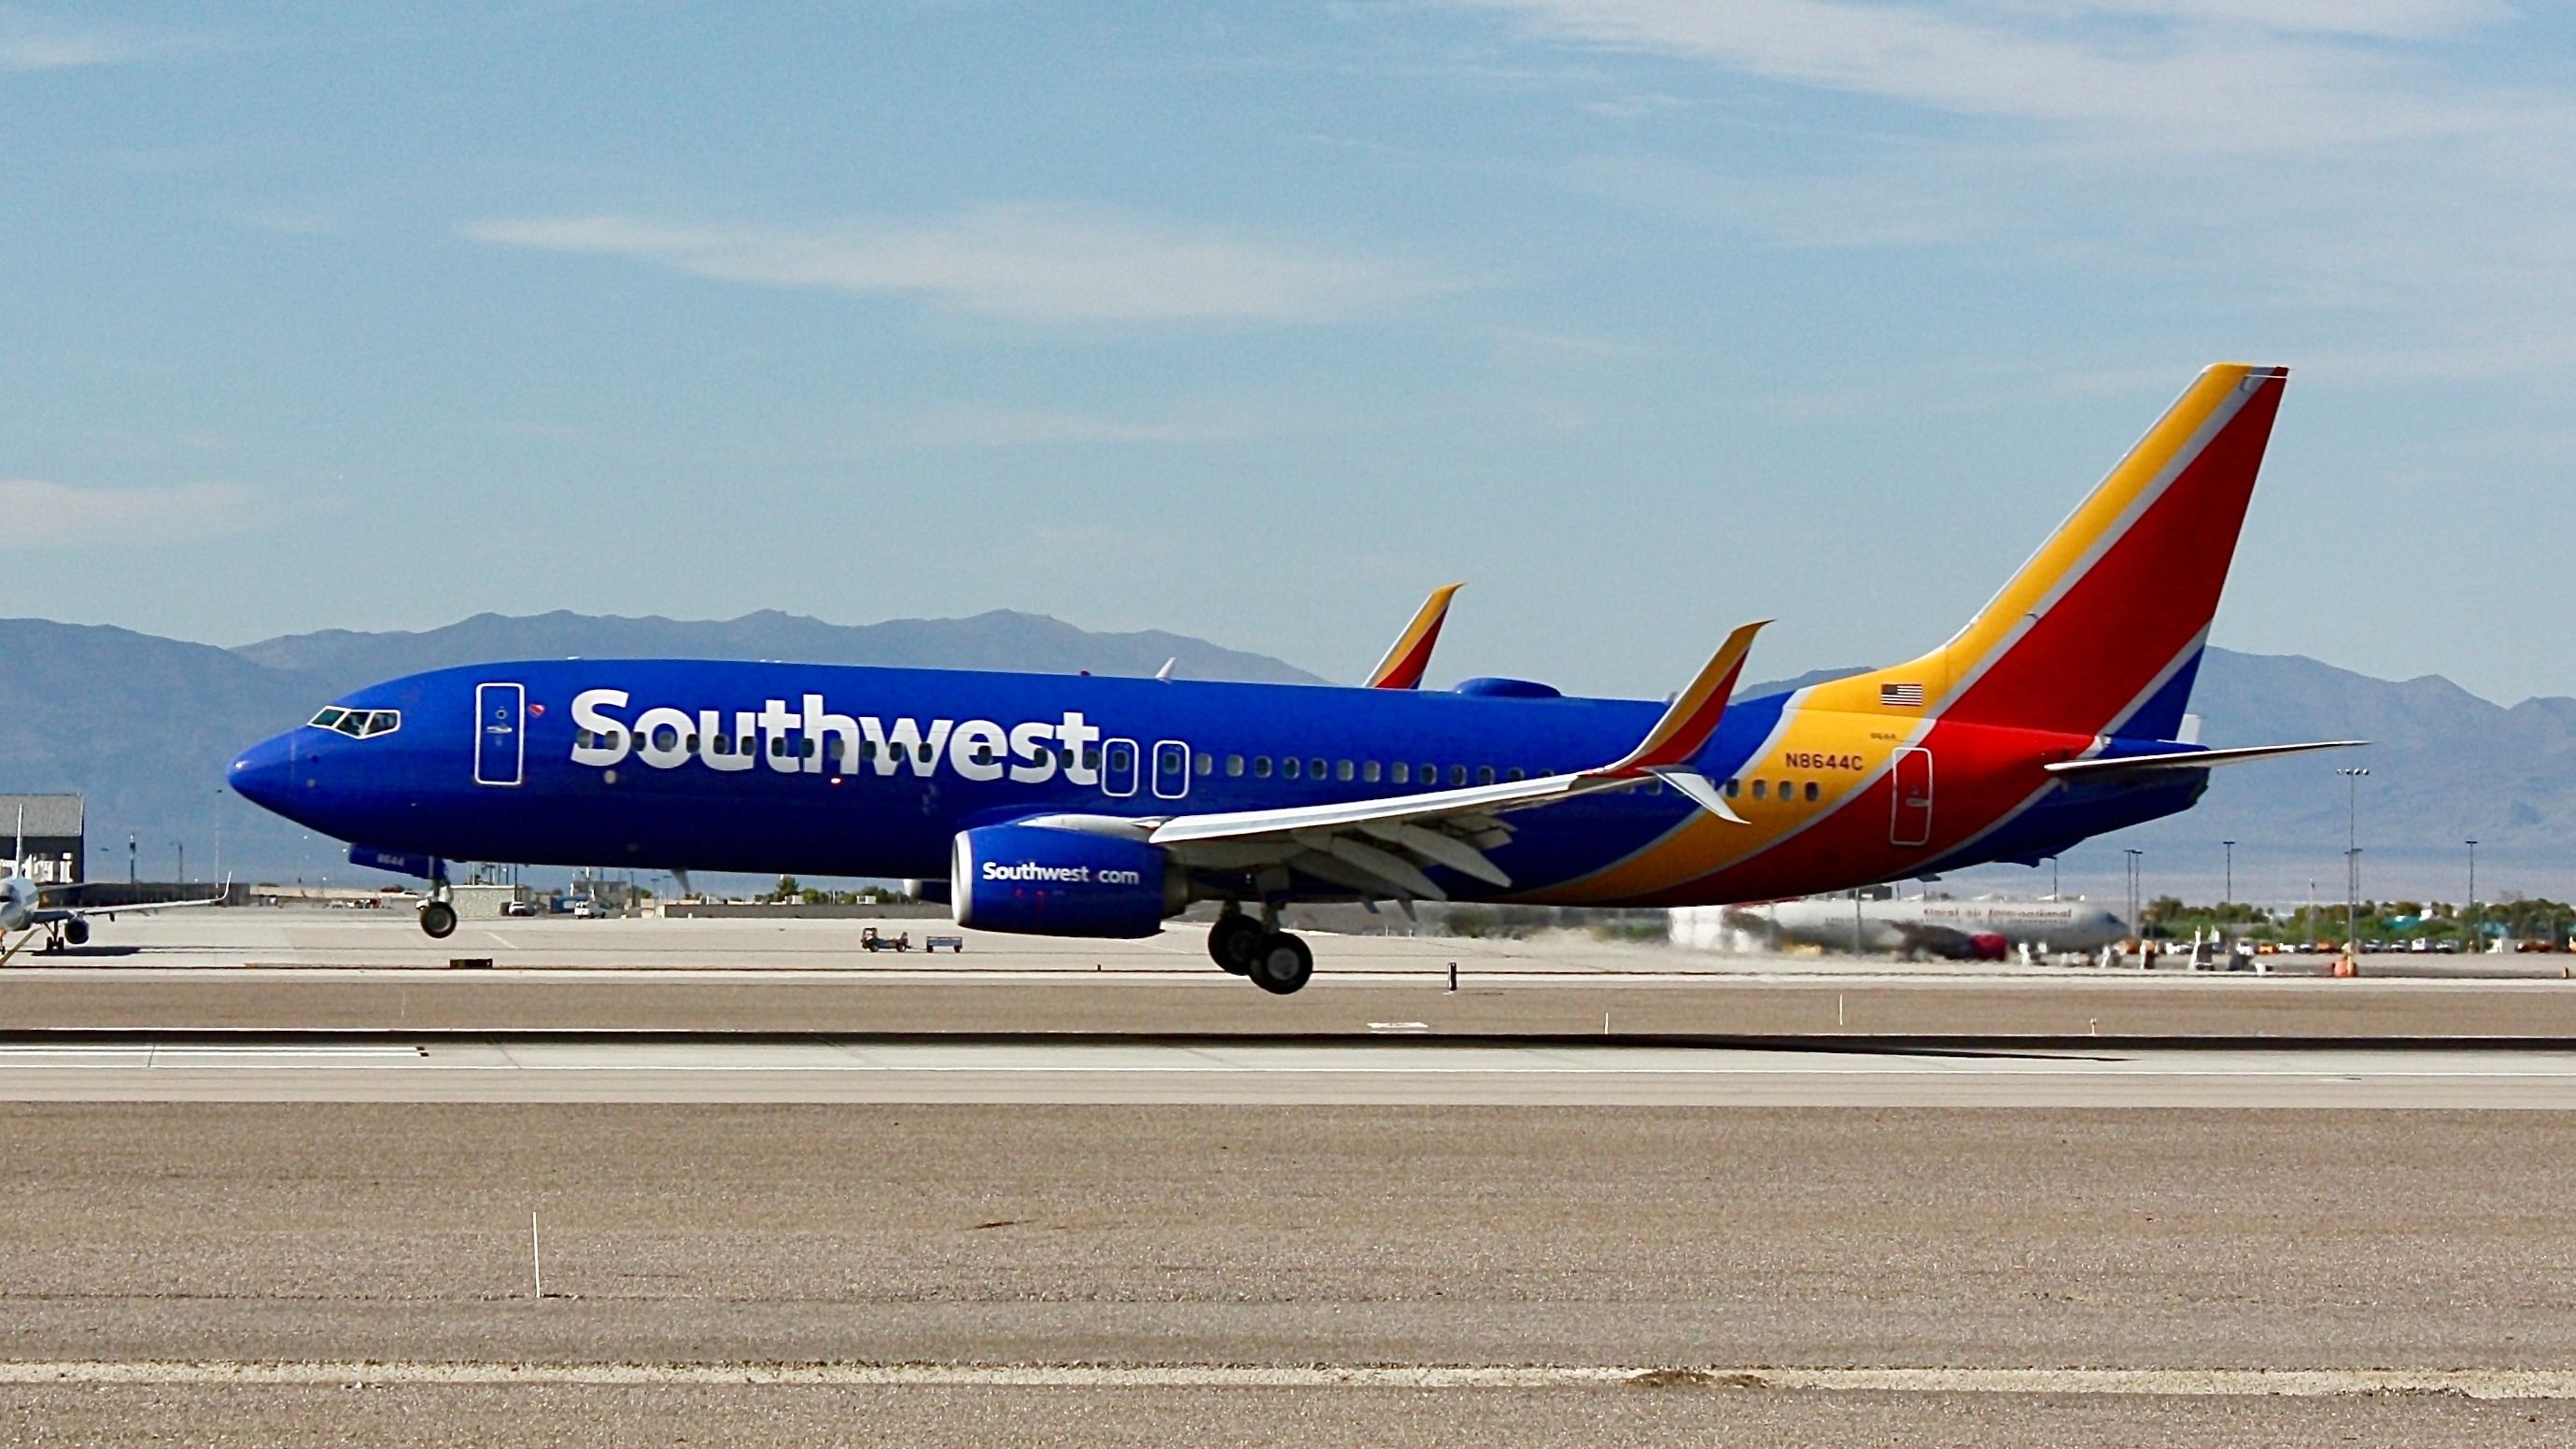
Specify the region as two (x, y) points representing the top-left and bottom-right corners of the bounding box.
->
(228, 733), (297, 814)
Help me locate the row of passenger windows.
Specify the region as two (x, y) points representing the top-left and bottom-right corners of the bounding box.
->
(307, 707), (401, 739)
(1221, 756), (1528, 786)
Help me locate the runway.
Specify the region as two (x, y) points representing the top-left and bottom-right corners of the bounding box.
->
(18, 915), (2576, 1444)
(5, 1034), (2576, 1104)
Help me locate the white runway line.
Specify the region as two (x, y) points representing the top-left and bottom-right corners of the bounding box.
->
(6, 1361), (2576, 1399)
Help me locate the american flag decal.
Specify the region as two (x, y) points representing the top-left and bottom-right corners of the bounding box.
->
(1879, 682), (1925, 708)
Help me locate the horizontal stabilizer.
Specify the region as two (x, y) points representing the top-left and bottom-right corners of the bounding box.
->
(2043, 739), (2365, 778)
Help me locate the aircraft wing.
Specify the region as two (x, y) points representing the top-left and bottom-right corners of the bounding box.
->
(1128, 622), (1767, 901)
(1364, 584), (1463, 690)
(33, 880), (232, 922)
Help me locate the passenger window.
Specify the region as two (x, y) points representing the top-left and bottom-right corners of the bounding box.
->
(1752, 781), (1767, 800)
(1195, 752), (1213, 776)
(1309, 757), (1327, 780)
(1254, 755), (1274, 778)
(1283, 757), (1302, 780)
(1362, 761), (1382, 783)
(686, 734), (699, 753)
(1336, 760), (1354, 782)
(1475, 766), (1495, 785)
(1392, 763), (1410, 784)
(1724, 779), (1738, 797)
(1448, 765), (1467, 786)
(1507, 767), (1525, 781)
(1805, 781), (1820, 802)
(770, 736), (787, 756)
(577, 730), (592, 750)
(1776, 780), (1791, 799)
(1422, 763), (1437, 785)
(972, 743), (995, 764)
(1226, 754), (1246, 778)
(1080, 747), (1098, 769)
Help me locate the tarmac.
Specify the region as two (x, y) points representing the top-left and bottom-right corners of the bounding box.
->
(13, 910), (2576, 1444)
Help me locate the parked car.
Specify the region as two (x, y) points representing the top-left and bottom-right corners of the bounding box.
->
(500, 901), (535, 918)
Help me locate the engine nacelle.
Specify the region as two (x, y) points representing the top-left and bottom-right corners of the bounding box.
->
(951, 824), (1182, 938)
(1965, 931), (2008, 961)
(62, 918), (90, 947)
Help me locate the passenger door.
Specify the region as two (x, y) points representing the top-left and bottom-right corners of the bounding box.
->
(474, 682), (526, 787)
(1889, 747), (1932, 847)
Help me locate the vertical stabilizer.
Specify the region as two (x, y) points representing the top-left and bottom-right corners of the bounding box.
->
(1808, 364), (2287, 741)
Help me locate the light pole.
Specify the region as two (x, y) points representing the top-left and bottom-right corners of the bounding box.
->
(2339, 767), (2371, 956)
(2123, 849), (2144, 945)
(2049, 855), (2060, 902)
(2466, 838), (2479, 952)
(127, 834), (135, 887)
(174, 840), (185, 886)
(2221, 839), (2234, 910)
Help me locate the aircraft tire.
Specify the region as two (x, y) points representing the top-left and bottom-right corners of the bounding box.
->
(1247, 933), (1314, 995)
(1207, 915), (1261, 975)
(419, 901), (458, 940)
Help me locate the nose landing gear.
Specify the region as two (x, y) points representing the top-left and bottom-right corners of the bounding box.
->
(419, 883), (457, 940)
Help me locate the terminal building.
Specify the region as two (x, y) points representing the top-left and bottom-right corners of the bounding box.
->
(0, 794), (83, 884)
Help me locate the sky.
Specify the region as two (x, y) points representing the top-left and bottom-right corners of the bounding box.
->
(7, 1), (2574, 704)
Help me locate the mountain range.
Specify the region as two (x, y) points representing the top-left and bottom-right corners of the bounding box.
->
(3, 611), (2563, 900)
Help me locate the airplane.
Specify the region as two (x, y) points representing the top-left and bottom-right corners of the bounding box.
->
(1707, 896), (2129, 960)
(226, 363), (2359, 996)
(0, 815), (230, 964)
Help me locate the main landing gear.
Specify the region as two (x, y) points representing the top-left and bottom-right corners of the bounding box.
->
(1206, 911), (1314, 995)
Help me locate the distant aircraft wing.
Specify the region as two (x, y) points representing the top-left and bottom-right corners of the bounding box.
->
(1363, 584), (1463, 690)
(2043, 740), (2365, 778)
(1120, 622), (1767, 900)
(34, 879), (231, 923)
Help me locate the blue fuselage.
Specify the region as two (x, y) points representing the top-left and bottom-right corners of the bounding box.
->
(229, 659), (2204, 905)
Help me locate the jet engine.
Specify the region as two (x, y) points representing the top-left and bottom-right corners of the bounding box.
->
(951, 823), (1184, 938)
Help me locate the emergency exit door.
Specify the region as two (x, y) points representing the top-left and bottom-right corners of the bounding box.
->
(1889, 747), (1933, 847)
(474, 682), (526, 787)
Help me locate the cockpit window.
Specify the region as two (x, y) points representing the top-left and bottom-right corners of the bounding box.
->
(308, 707), (401, 739)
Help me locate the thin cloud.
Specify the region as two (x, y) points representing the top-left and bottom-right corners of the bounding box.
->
(1458, 0), (2536, 148)
(0, 14), (220, 72)
(901, 406), (1272, 449)
(463, 205), (1476, 324)
(0, 479), (254, 546)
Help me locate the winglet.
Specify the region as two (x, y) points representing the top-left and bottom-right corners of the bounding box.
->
(1366, 583), (1464, 690)
(1595, 621), (1768, 777)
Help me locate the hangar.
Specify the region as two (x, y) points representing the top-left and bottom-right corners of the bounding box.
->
(0, 793), (83, 884)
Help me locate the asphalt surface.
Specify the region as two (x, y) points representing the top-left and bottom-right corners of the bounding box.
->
(3, 1103), (2572, 1371)
(19, 914), (2576, 1443)
(11, 1383), (2574, 1448)
(21, 969), (2576, 1039)
(7, 1037), (2576, 1105)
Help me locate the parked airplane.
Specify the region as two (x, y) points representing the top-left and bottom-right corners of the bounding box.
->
(228, 363), (2357, 995)
(1710, 896), (2128, 959)
(0, 817), (229, 964)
